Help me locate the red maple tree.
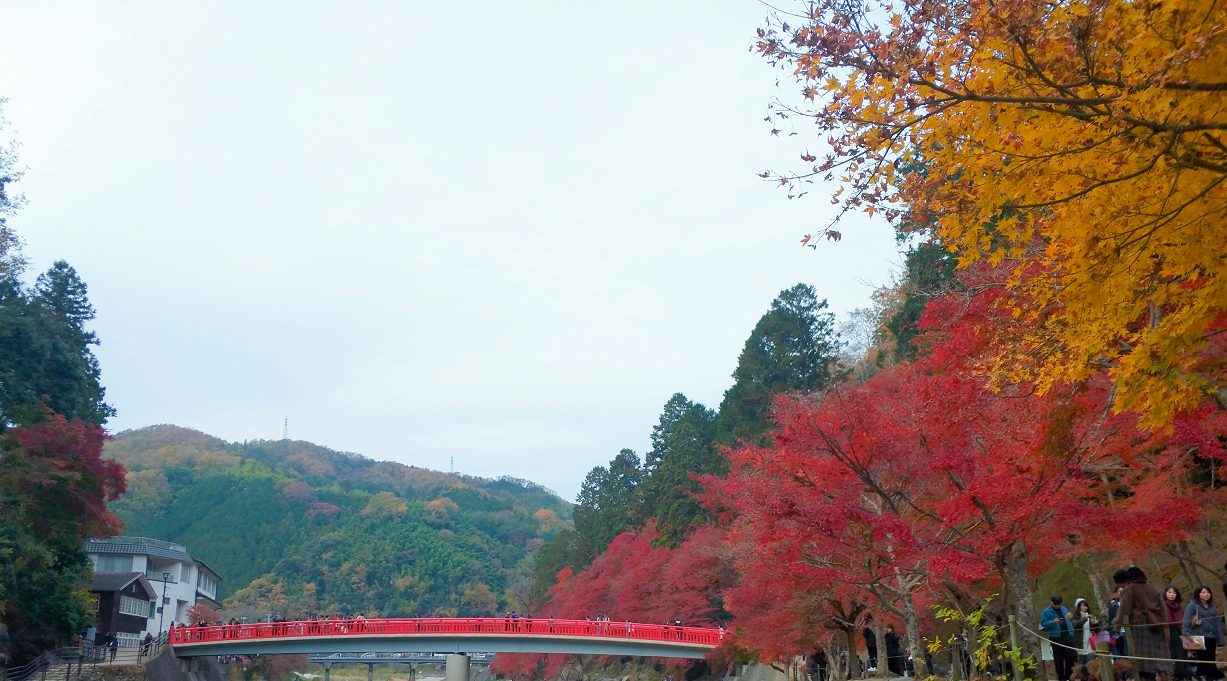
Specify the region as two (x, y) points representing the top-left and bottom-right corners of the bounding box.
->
(706, 265), (1220, 667)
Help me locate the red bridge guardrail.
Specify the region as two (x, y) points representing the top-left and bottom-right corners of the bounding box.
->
(170, 618), (726, 647)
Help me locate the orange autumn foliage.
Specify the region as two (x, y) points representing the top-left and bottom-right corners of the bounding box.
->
(758, 0), (1227, 426)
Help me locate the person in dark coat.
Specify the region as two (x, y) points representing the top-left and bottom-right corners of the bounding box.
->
(1114, 567), (1172, 680)
(1165, 586), (1194, 679)
(1105, 571), (1130, 656)
(864, 616), (878, 672)
(1183, 585), (1226, 681)
(808, 650), (829, 681)
(884, 625), (905, 677)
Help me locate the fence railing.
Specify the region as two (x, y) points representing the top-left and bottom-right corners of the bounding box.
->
(171, 618), (726, 647)
(1, 637), (168, 681)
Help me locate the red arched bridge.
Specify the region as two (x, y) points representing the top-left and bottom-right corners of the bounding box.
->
(170, 618), (725, 660)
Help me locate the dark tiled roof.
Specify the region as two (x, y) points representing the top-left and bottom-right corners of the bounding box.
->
(195, 559), (222, 581)
(86, 537), (194, 562)
(90, 572), (156, 598)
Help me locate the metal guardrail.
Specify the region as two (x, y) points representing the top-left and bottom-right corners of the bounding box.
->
(308, 653), (494, 665)
(171, 618), (725, 647)
(1, 639), (167, 681)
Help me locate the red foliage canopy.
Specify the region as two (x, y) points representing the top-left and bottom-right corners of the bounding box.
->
(705, 270), (1222, 663)
(490, 523), (733, 679)
(3, 413), (126, 540)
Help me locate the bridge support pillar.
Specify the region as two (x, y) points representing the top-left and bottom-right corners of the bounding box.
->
(445, 654), (470, 681)
(366, 663), (374, 681)
(323, 663), (331, 681)
(179, 657), (202, 681)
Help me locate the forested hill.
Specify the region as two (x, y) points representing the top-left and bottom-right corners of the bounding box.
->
(104, 425), (572, 619)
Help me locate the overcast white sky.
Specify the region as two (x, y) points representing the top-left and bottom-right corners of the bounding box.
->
(0, 1), (898, 500)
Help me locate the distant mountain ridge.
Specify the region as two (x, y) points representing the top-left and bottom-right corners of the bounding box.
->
(104, 425), (571, 619)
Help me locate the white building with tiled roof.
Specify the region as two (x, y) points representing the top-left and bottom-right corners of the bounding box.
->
(86, 536), (222, 638)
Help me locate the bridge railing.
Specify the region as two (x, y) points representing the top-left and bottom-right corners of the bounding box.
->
(170, 618), (725, 647)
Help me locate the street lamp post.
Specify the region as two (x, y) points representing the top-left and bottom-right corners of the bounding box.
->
(158, 572), (171, 637)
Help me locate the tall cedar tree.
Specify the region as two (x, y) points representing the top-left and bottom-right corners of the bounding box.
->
(533, 286), (840, 596)
(0, 262), (113, 428)
(0, 262), (122, 663)
(716, 283), (841, 444)
(568, 449), (643, 568)
(635, 393), (721, 547)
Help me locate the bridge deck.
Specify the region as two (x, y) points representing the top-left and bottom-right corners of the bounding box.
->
(171, 618), (724, 660)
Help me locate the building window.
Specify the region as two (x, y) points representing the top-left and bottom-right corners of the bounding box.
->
(181, 563), (191, 582)
(95, 555), (133, 572)
(119, 595), (152, 617)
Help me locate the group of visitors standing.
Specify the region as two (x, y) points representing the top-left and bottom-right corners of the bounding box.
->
(1043, 566), (1225, 681)
(862, 617), (907, 677)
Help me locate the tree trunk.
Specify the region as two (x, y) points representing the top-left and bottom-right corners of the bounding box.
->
(846, 627), (859, 681)
(1077, 557), (1111, 614)
(873, 620), (888, 678)
(1000, 539), (1040, 663)
(825, 640), (841, 681)
(901, 589), (928, 678)
(1177, 541), (1205, 587)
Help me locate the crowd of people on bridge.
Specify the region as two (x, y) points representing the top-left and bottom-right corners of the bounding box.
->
(170, 613), (706, 642)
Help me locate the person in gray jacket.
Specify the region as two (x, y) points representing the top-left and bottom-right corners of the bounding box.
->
(1183, 586), (1226, 681)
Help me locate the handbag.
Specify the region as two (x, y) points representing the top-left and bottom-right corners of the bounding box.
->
(1182, 635), (1206, 651)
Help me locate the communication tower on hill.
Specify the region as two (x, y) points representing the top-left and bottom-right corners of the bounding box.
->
(282, 417), (288, 440)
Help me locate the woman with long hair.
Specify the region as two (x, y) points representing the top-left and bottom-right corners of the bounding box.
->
(1167, 586), (1194, 679)
(1183, 586), (1226, 681)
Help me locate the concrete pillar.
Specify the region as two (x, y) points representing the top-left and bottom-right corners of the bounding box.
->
(367, 663), (375, 681)
(445, 655), (470, 681)
(179, 657), (201, 681)
(324, 663), (331, 681)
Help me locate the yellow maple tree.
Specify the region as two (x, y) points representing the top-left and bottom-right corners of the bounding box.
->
(759, 0), (1227, 424)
